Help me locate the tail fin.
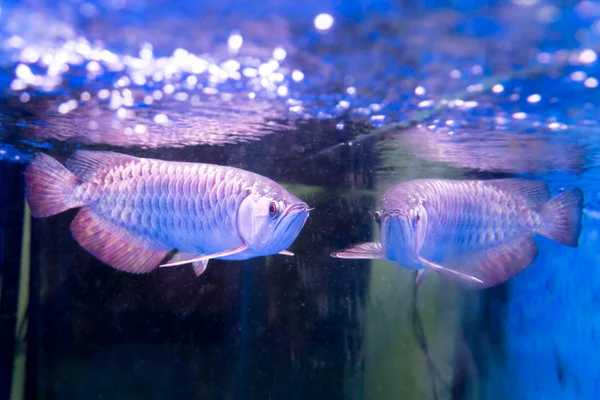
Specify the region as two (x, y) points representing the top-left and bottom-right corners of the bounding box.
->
(24, 153), (82, 217)
(538, 188), (584, 247)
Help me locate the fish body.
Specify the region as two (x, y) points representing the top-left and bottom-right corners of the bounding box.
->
(332, 178), (584, 289)
(24, 151), (311, 276)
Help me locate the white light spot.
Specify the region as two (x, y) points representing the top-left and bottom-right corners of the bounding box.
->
(20, 47), (39, 63)
(467, 83), (484, 92)
(174, 92), (189, 101)
(154, 114), (169, 124)
(585, 77), (598, 88)
(248, 92), (256, 99)
(10, 79), (26, 91)
(98, 89), (110, 99)
(580, 49), (597, 64)
(292, 70), (304, 82)
(548, 122), (561, 130)
(346, 86), (356, 96)
(80, 91), (91, 101)
(163, 84), (175, 94)
(414, 86), (426, 95)
(571, 71), (587, 81)
(58, 102), (70, 114)
(152, 90), (163, 100)
(139, 44), (153, 60)
(15, 64), (34, 84)
(314, 13), (334, 31)
(186, 75), (198, 86)
(418, 100), (433, 108)
(527, 94), (541, 103)
(471, 65), (483, 74)
(242, 68), (258, 78)
(512, 112), (527, 119)
(19, 92), (30, 103)
(449, 69), (461, 79)
(144, 95), (153, 105)
(492, 84), (504, 93)
(116, 76), (130, 87)
(117, 108), (127, 119)
(134, 124), (146, 134)
(6, 35), (24, 48)
(86, 60), (102, 73)
(537, 52), (551, 64)
(273, 47), (287, 61)
(228, 34), (243, 50)
(277, 86), (288, 96)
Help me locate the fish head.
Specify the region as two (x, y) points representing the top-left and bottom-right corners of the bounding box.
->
(237, 187), (311, 256)
(379, 203), (428, 268)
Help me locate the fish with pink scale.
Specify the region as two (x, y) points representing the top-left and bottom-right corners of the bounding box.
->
(24, 151), (312, 276)
(331, 179), (584, 289)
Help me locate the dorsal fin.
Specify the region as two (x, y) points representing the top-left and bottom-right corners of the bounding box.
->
(66, 150), (139, 180)
(485, 179), (551, 206)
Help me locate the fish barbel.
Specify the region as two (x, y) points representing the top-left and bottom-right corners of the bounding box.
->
(331, 178), (584, 289)
(24, 151), (312, 276)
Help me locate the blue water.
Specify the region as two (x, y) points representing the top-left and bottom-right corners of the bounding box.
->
(1, 0), (600, 399)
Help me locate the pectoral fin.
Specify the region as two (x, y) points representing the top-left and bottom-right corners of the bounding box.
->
(417, 256), (484, 285)
(159, 244), (247, 268)
(330, 242), (384, 259)
(192, 260), (209, 276)
(415, 269), (428, 286)
(165, 251), (210, 276)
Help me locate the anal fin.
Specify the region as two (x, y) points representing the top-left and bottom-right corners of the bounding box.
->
(425, 235), (539, 289)
(70, 208), (169, 274)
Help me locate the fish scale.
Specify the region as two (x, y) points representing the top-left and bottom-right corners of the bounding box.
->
(73, 157), (251, 254)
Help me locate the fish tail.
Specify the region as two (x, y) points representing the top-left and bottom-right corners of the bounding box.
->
(537, 188), (584, 247)
(24, 153), (82, 217)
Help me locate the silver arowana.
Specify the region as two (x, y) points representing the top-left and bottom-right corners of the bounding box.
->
(24, 151), (312, 276)
(331, 179), (584, 289)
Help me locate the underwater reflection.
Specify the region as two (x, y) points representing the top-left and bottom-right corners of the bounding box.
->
(395, 126), (587, 175)
(7, 95), (292, 148)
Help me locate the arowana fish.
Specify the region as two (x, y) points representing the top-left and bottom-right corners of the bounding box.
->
(331, 178), (584, 289)
(24, 151), (312, 276)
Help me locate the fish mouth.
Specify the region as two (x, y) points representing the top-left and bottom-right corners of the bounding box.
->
(273, 204), (311, 250)
(282, 203), (312, 219)
(381, 214), (413, 263)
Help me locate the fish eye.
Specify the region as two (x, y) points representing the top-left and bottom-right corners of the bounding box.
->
(374, 211), (381, 224)
(412, 213), (420, 227)
(268, 201), (278, 218)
